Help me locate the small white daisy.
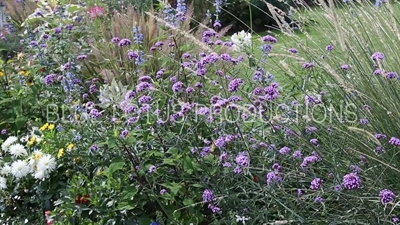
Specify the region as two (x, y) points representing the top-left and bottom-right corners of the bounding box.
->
(11, 160), (30, 179)
(0, 164), (11, 175)
(9, 144), (28, 157)
(1, 136), (18, 152)
(36, 154), (57, 179)
(0, 177), (7, 190)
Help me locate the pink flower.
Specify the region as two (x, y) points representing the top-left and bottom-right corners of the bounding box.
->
(45, 211), (51, 217)
(89, 6), (104, 18)
(46, 219), (54, 225)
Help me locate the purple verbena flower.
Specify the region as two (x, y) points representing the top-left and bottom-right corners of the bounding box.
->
(310, 178), (323, 190)
(342, 173), (361, 190)
(379, 189), (395, 204)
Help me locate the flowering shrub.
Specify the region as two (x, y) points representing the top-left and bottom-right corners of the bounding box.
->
(1, 0), (400, 224)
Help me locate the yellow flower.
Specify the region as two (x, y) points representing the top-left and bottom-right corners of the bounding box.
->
(57, 148), (64, 158)
(48, 124), (55, 130)
(20, 70), (30, 76)
(27, 81), (34, 86)
(0, 71), (4, 77)
(96, 169), (102, 176)
(17, 53), (24, 60)
(40, 123), (49, 131)
(28, 136), (36, 145)
(34, 152), (42, 161)
(67, 143), (74, 151)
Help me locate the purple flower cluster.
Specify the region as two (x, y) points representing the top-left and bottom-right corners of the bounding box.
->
(379, 189), (395, 204)
(301, 155), (319, 168)
(389, 137), (400, 146)
(310, 178), (323, 190)
(342, 173), (361, 190)
(235, 152), (250, 167)
(202, 189), (214, 202)
(371, 52), (384, 61)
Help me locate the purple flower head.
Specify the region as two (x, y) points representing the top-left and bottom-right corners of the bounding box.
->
(111, 37), (120, 43)
(91, 144), (98, 152)
(360, 118), (368, 125)
(310, 139), (318, 145)
(160, 189), (166, 194)
(340, 64), (351, 71)
(342, 173), (361, 190)
(379, 189), (395, 204)
(54, 27), (62, 34)
(310, 178), (323, 190)
(272, 163), (282, 172)
(334, 185), (342, 192)
(228, 78), (243, 92)
(149, 165), (156, 173)
(262, 35), (277, 43)
(202, 189), (214, 202)
(297, 189), (303, 196)
(315, 196), (323, 203)
(288, 47), (298, 54)
(374, 133), (386, 139)
(1, 129), (6, 135)
(125, 90), (136, 100)
(292, 150), (302, 159)
(301, 155), (318, 168)
(266, 171), (282, 185)
(172, 81), (184, 93)
(302, 62), (314, 69)
(373, 69), (382, 75)
(76, 55), (87, 60)
(375, 146), (385, 154)
(118, 38), (132, 47)
(44, 74), (57, 85)
(386, 71), (398, 79)
(371, 52), (384, 61)
(127, 50), (139, 60)
(136, 81), (152, 93)
(389, 137), (400, 146)
(219, 151), (228, 161)
(305, 126), (318, 134)
(350, 165), (362, 174)
(235, 152), (250, 167)
(325, 44), (334, 51)
(279, 146), (291, 155)
(121, 129), (129, 138)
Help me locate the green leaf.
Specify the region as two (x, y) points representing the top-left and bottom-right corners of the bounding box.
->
(191, 183), (203, 188)
(14, 116), (26, 130)
(66, 4), (83, 13)
(163, 182), (182, 196)
(183, 198), (194, 206)
(137, 217), (152, 225)
(120, 186), (139, 200)
(103, 158), (125, 177)
(163, 158), (176, 166)
(116, 201), (137, 211)
(183, 156), (194, 175)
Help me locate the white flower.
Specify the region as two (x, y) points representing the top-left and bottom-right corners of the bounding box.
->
(0, 177), (7, 190)
(35, 154), (57, 179)
(236, 215), (250, 224)
(9, 144), (28, 157)
(230, 30), (252, 52)
(11, 160), (30, 179)
(33, 170), (45, 180)
(1, 164), (11, 175)
(20, 135), (30, 143)
(1, 136), (18, 152)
